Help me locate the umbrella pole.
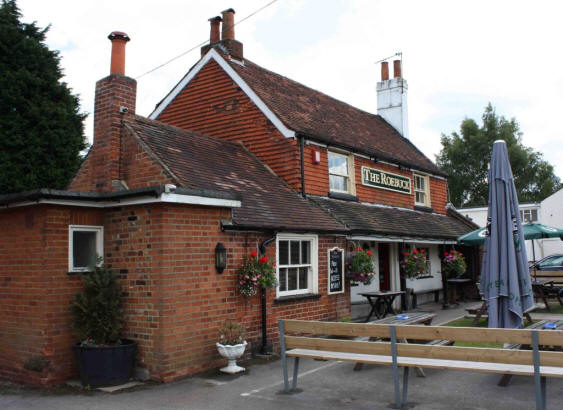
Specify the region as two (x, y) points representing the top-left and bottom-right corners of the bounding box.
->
(532, 239), (537, 281)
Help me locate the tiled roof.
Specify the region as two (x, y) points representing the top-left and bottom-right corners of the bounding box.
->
(311, 196), (474, 239)
(126, 116), (346, 233)
(223, 55), (444, 176)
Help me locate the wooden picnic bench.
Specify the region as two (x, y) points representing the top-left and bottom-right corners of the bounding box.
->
(531, 279), (563, 311)
(279, 319), (563, 410)
(532, 270), (563, 287)
(466, 301), (539, 325)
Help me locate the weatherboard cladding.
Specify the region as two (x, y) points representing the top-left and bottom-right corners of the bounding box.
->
(126, 116), (345, 232)
(311, 196), (471, 239)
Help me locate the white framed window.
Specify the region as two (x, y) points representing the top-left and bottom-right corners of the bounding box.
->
(276, 234), (318, 297)
(328, 151), (354, 194)
(520, 208), (538, 223)
(413, 174), (431, 207)
(68, 225), (103, 272)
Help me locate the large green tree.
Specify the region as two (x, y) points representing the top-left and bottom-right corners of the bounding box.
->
(436, 104), (560, 208)
(0, 0), (86, 194)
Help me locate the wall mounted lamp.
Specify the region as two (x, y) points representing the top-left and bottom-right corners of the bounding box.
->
(215, 242), (227, 274)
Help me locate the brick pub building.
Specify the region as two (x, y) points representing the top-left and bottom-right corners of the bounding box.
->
(0, 9), (474, 386)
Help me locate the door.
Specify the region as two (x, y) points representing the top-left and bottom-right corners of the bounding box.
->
(379, 243), (391, 291)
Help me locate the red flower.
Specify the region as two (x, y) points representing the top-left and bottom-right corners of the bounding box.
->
(413, 249), (418, 254)
(403, 251), (409, 256)
(444, 252), (449, 256)
(250, 250), (258, 258)
(450, 250), (455, 254)
(357, 247), (362, 252)
(366, 250), (373, 256)
(258, 256), (268, 264)
(420, 249), (425, 253)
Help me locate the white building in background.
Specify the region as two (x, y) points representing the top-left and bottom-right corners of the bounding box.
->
(459, 189), (563, 261)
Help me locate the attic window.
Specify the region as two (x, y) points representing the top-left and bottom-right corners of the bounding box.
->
(329, 151), (355, 194)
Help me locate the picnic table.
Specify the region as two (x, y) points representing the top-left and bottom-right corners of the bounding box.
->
(360, 290), (404, 322)
(498, 318), (563, 387)
(531, 279), (563, 311)
(354, 312), (436, 374)
(446, 278), (472, 305)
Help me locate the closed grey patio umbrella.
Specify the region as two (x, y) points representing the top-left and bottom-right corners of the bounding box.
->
(479, 140), (534, 328)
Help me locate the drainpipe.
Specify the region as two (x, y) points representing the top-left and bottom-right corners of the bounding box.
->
(299, 135), (306, 198)
(259, 233), (276, 354)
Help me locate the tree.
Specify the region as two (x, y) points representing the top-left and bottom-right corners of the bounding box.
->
(436, 104), (561, 208)
(0, 0), (86, 194)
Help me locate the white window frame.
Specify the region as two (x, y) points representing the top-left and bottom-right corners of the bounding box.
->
(328, 151), (355, 194)
(276, 234), (318, 297)
(68, 225), (103, 272)
(520, 208), (538, 223)
(413, 173), (431, 207)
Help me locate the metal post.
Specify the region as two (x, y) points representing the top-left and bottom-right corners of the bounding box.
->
(402, 367), (410, 406)
(390, 325), (402, 409)
(532, 331), (545, 410)
(279, 320), (289, 392)
(292, 357), (300, 390)
(260, 287), (270, 354)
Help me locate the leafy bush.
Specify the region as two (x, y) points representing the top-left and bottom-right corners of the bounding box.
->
(71, 265), (123, 345)
(347, 247), (375, 285)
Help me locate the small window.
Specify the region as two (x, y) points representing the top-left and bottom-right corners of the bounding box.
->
(277, 234), (318, 297)
(520, 209), (538, 223)
(414, 174), (431, 207)
(417, 247), (431, 276)
(329, 152), (353, 193)
(69, 225), (103, 272)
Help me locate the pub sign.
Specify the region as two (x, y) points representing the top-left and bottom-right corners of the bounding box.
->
(361, 166), (411, 194)
(328, 247), (344, 294)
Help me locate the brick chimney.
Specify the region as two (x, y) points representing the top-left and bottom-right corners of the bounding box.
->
(201, 8), (243, 60)
(377, 59), (409, 139)
(91, 32), (136, 191)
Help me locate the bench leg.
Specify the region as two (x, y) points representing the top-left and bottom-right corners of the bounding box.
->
(291, 357), (300, 391)
(402, 367), (410, 406)
(497, 374), (512, 387)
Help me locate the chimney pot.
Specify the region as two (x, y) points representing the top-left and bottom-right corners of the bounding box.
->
(209, 16), (222, 43)
(381, 61), (389, 81)
(221, 8), (236, 40)
(393, 60), (402, 78)
(108, 31), (130, 75)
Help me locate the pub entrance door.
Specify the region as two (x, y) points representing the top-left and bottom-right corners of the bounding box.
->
(378, 243), (391, 291)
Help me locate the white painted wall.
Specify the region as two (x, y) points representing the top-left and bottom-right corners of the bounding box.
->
(377, 77), (409, 139)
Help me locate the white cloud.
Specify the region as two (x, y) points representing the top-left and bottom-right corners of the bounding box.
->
(17, 0), (563, 178)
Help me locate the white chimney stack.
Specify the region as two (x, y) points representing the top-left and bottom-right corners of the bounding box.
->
(377, 59), (409, 139)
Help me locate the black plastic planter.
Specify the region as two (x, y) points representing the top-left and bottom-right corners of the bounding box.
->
(73, 339), (137, 387)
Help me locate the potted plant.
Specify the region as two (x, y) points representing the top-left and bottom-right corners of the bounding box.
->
(71, 264), (136, 387)
(347, 247), (375, 285)
(442, 249), (467, 278)
(236, 250), (277, 297)
(401, 249), (428, 279)
(216, 320), (247, 374)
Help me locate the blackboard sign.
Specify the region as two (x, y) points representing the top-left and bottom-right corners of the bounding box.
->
(328, 247), (344, 294)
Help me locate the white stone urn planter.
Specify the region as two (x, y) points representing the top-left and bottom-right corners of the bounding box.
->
(216, 341), (247, 374)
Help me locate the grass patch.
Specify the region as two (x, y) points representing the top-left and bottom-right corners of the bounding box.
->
(534, 302), (563, 314)
(441, 316), (536, 348)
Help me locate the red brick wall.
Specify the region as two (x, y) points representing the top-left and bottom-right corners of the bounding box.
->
(0, 206), (103, 386)
(155, 59), (302, 192)
(69, 75), (137, 192)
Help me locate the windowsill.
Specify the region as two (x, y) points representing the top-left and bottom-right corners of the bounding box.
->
(415, 275), (434, 280)
(414, 205), (433, 213)
(274, 293), (322, 303)
(67, 270), (92, 276)
(328, 192), (358, 202)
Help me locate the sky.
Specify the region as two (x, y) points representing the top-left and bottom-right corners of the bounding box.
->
(17, 0), (563, 178)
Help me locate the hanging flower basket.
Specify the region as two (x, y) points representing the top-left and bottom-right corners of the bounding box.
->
(442, 250), (467, 278)
(347, 247), (375, 285)
(401, 249), (427, 279)
(236, 251), (277, 296)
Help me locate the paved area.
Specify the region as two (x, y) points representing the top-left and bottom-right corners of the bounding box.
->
(1, 300), (562, 409)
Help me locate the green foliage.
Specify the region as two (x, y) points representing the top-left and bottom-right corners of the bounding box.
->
(236, 251), (277, 297)
(436, 104), (561, 207)
(218, 320), (245, 345)
(0, 0), (86, 194)
(346, 247), (375, 285)
(71, 265), (123, 345)
(400, 249), (427, 279)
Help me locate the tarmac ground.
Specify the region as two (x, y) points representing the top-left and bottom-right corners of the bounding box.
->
(1, 300), (562, 410)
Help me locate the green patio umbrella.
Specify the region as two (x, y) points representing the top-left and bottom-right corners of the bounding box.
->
(457, 223), (563, 246)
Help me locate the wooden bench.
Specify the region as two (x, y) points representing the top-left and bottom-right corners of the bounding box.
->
(279, 319), (563, 410)
(407, 287), (441, 309)
(532, 270), (563, 287)
(531, 280), (563, 311)
(465, 301), (539, 325)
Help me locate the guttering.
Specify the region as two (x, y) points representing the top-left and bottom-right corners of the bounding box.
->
(348, 234), (457, 245)
(299, 135), (306, 198)
(221, 222), (347, 235)
(0, 186), (242, 209)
